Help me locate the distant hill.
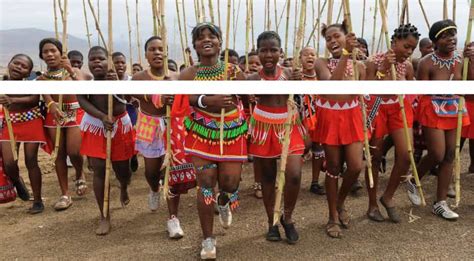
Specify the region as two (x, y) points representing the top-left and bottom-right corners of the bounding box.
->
(0, 28), (91, 71)
(0, 28), (184, 72)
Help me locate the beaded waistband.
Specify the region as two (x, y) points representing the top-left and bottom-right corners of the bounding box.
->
(5, 107), (42, 124)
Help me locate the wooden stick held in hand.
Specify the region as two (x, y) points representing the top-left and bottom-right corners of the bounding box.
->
(152, 0), (159, 36)
(88, 0), (107, 48)
(325, 0), (334, 58)
(283, 0), (291, 58)
(379, 0), (426, 206)
(3, 106), (17, 161)
(455, 0), (474, 206)
(454, 96), (464, 207)
(306, 0), (328, 47)
(371, 0), (378, 55)
(273, 95), (295, 225)
(126, 0), (134, 73)
(136, 0), (143, 65)
(245, 0), (250, 72)
(208, 0), (215, 24)
(103, 95), (113, 218)
(53, 0), (68, 161)
(221, 0), (232, 156)
(162, 105), (172, 200)
(443, 0), (448, 20)
(418, 0), (430, 30)
(54, 0), (59, 40)
(453, 0), (456, 23)
(103, 0), (115, 218)
(176, 0), (188, 66)
(462, 0), (473, 81)
(274, 1), (306, 226)
(82, 0), (92, 48)
(361, 0), (366, 38)
(293, 0), (306, 69)
(160, 0), (169, 76)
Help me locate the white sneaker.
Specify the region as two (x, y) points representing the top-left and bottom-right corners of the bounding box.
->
(148, 191), (160, 212)
(217, 203), (232, 229)
(66, 156), (73, 167)
(432, 200), (459, 220)
(167, 217), (184, 239)
(406, 180), (421, 206)
(200, 237), (216, 260)
(447, 184), (456, 198)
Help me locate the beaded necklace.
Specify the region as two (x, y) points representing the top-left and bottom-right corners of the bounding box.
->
(195, 61), (226, 81)
(431, 51), (461, 72)
(327, 58), (353, 78)
(43, 68), (68, 81)
(370, 53), (407, 79)
(302, 72), (317, 80)
(259, 65), (286, 80)
(147, 68), (165, 80)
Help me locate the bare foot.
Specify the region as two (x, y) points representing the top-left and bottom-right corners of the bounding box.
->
(380, 196), (395, 208)
(120, 187), (130, 207)
(95, 218), (111, 236)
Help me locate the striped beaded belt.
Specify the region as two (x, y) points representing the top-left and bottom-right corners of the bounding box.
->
(5, 107), (42, 124)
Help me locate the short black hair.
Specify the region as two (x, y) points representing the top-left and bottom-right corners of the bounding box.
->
(220, 49), (239, 60)
(39, 38), (63, 59)
(112, 52), (126, 59)
(191, 23), (222, 46)
(357, 38), (369, 57)
(9, 54), (34, 73)
(68, 50), (83, 60)
(419, 37), (432, 48)
(144, 36), (162, 52)
(88, 46), (108, 57)
(257, 31), (282, 49)
(168, 59), (177, 67)
(238, 52), (258, 64)
(429, 19), (457, 42)
(132, 63), (143, 70)
(321, 21), (348, 37)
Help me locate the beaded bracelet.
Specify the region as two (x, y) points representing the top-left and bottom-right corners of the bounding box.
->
(151, 95), (163, 109)
(46, 101), (57, 113)
(342, 48), (352, 56)
(376, 71), (386, 79)
(198, 95), (207, 109)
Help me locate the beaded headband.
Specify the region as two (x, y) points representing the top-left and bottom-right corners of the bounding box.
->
(193, 22), (222, 41)
(434, 26), (457, 39)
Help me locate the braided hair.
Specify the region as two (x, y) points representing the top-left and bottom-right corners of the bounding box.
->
(391, 24), (421, 42)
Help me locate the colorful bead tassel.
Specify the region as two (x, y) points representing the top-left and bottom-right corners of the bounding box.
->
(201, 187), (216, 205)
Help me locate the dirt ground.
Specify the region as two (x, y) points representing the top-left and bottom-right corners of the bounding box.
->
(1, 145), (474, 260)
